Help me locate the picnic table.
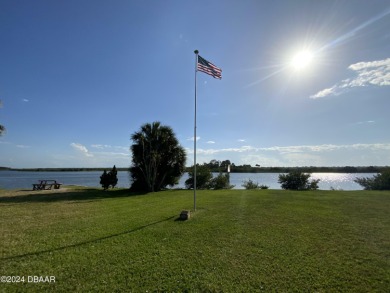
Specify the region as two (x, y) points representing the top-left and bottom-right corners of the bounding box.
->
(32, 180), (62, 190)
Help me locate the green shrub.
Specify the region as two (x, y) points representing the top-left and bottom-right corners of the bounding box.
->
(185, 165), (213, 189)
(242, 179), (259, 189)
(242, 179), (269, 190)
(100, 170), (110, 190)
(278, 171), (320, 190)
(186, 166), (234, 190)
(99, 165), (118, 190)
(209, 173), (235, 190)
(354, 168), (390, 190)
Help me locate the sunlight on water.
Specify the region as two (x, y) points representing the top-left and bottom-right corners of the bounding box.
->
(177, 172), (370, 190)
(310, 173), (363, 190)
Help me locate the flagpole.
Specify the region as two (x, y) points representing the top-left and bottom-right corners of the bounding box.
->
(194, 49), (198, 212)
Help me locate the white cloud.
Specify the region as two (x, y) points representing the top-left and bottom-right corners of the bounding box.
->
(91, 144), (112, 149)
(114, 146), (129, 151)
(188, 145), (256, 155)
(92, 151), (130, 158)
(206, 141), (215, 144)
(260, 143), (390, 153)
(187, 136), (200, 141)
(237, 139), (246, 142)
(16, 144), (30, 148)
(70, 143), (93, 157)
(311, 58), (390, 98)
(186, 143), (390, 166)
(348, 59), (390, 71)
(22, 99), (29, 102)
(353, 120), (375, 125)
(91, 144), (128, 152)
(310, 86), (338, 98)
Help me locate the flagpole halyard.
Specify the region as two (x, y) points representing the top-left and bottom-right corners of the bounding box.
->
(193, 49), (198, 212)
(192, 50), (221, 212)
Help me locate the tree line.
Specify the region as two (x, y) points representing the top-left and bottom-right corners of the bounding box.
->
(186, 161), (386, 174)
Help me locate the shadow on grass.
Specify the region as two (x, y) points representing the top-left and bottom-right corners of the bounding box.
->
(0, 188), (147, 204)
(1, 215), (176, 261)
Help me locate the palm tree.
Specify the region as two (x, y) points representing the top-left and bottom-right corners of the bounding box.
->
(130, 121), (186, 192)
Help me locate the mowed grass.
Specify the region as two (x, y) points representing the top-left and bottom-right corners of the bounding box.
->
(0, 187), (389, 292)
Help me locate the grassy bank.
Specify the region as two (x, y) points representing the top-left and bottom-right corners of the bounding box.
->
(1, 187), (389, 292)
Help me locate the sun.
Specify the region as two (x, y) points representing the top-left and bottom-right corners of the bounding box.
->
(290, 50), (314, 71)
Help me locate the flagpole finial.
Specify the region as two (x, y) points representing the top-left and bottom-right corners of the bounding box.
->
(194, 50), (199, 54)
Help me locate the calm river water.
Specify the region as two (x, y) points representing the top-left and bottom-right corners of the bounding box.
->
(0, 170), (374, 190)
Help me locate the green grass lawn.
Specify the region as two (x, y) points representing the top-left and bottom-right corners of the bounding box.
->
(1, 187), (389, 292)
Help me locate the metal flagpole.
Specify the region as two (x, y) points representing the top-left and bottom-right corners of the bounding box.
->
(194, 50), (198, 211)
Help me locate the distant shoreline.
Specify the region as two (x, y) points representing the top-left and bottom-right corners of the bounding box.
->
(1, 166), (388, 173)
(0, 167), (129, 172)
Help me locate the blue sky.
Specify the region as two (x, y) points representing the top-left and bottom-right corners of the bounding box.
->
(1, 0), (389, 168)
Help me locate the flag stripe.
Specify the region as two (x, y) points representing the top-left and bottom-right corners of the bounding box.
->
(197, 55), (222, 79)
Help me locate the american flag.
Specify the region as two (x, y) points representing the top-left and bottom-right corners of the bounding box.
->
(197, 55), (222, 79)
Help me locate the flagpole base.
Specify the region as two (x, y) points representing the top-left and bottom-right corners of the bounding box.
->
(180, 210), (191, 221)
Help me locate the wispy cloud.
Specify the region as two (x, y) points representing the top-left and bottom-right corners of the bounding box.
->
(206, 141), (215, 144)
(261, 143), (390, 153)
(187, 136), (200, 141)
(187, 145), (255, 155)
(92, 151), (130, 158)
(91, 144), (128, 152)
(237, 139), (246, 142)
(353, 120), (375, 125)
(186, 142), (390, 167)
(311, 58), (390, 98)
(187, 143), (390, 155)
(16, 144), (30, 148)
(91, 144), (112, 149)
(22, 99), (29, 102)
(70, 143), (93, 157)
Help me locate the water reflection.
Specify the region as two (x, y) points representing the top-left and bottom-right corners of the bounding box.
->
(310, 173), (363, 190)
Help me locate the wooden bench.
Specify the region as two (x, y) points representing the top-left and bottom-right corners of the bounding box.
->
(32, 180), (62, 190)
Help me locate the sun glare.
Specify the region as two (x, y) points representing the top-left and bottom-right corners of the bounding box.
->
(291, 50), (314, 71)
